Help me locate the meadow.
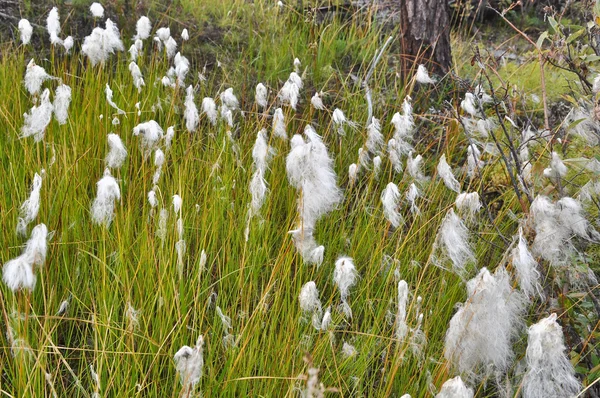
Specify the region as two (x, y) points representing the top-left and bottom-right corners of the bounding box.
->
(1, 1), (599, 397)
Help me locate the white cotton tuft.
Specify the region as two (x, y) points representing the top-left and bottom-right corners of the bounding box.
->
(311, 92), (325, 110)
(90, 2), (104, 18)
(24, 223), (48, 267)
(437, 154), (461, 193)
(3, 255), (36, 292)
(511, 228), (542, 299)
(272, 108), (287, 139)
(24, 59), (53, 96)
(21, 88), (53, 142)
(332, 108), (347, 135)
(293, 58), (301, 73)
(406, 183), (421, 216)
(373, 155), (382, 177)
(201, 97), (218, 126)
(62, 36), (73, 53)
(288, 228), (325, 266)
(156, 27), (170, 42)
(184, 85), (199, 133)
(299, 281), (323, 330)
(381, 182), (403, 228)
(407, 152), (427, 181)
(53, 84), (72, 125)
(366, 117), (384, 155)
(81, 19), (124, 66)
(220, 88), (239, 110)
(164, 126), (175, 150)
(387, 139), (403, 173)
(285, 126), (342, 264)
(522, 314), (581, 398)
(391, 97), (415, 155)
(431, 208), (475, 276)
(247, 129), (273, 219)
(341, 342), (357, 358)
(172, 194), (183, 215)
(147, 189), (158, 208)
(128, 62), (145, 93)
(164, 37), (177, 59)
(444, 267), (525, 376)
(454, 192), (481, 221)
(279, 80), (300, 110)
(543, 151), (567, 180)
(286, 126), (342, 230)
(348, 163), (358, 184)
(255, 83), (268, 108)
(91, 169), (121, 227)
(467, 144), (484, 178)
(395, 280), (409, 340)
(47, 7), (62, 45)
(18, 19), (33, 45)
(17, 172), (43, 236)
(461, 93), (479, 117)
(181, 28), (189, 41)
(530, 195), (599, 265)
(174, 336), (204, 393)
(105, 134), (127, 169)
(435, 376), (473, 398)
(333, 256), (358, 318)
(288, 71), (303, 89)
(105, 84), (125, 115)
(133, 120), (164, 157)
(135, 17), (152, 40)
(174, 53), (190, 84)
(415, 64), (436, 84)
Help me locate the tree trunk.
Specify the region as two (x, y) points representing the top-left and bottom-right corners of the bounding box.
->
(399, 0), (452, 77)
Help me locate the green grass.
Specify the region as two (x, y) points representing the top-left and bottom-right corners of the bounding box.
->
(0, 1), (599, 397)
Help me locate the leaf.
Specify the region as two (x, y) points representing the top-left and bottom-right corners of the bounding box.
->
(548, 16), (559, 33)
(537, 31), (549, 49)
(566, 28), (586, 44)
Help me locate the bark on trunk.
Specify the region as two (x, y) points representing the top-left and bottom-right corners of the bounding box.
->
(399, 0), (452, 76)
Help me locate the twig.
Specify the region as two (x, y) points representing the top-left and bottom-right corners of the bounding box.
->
(488, 6), (550, 131)
(363, 36), (394, 128)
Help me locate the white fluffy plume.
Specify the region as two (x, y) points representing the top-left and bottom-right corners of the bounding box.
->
(511, 228), (542, 299)
(201, 97), (218, 126)
(522, 314), (581, 398)
(47, 7), (62, 45)
(53, 84), (72, 125)
(333, 256), (358, 318)
(105, 83), (125, 115)
(18, 19), (33, 45)
(24, 59), (54, 96)
(21, 88), (53, 142)
(454, 192), (482, 221)
(286, 126), (342, 259)
(82, 19), (125, 66)
(134, 16), (152, 40)
(133, 120), (164, 158)
(255, 83), (268, 108)
(415, 64), (436, 84)
(431, 208), (476, 276)
(435, 376), (473, 398)
(395, 280), (409, 340)
(444, 267), (525, 377)
(184, 85), (199, 133)
(105, 133), (127, 169)
(381, 182), (403, 228)
(17, 172), (43, 236)
(91, 169), (121, 227)
(272, 108), (287, 139)
(299, 281), (323, 330)
(174, 336), (204, 394)
(129, 62), (145, 93)
(437, 154), (461, 193)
